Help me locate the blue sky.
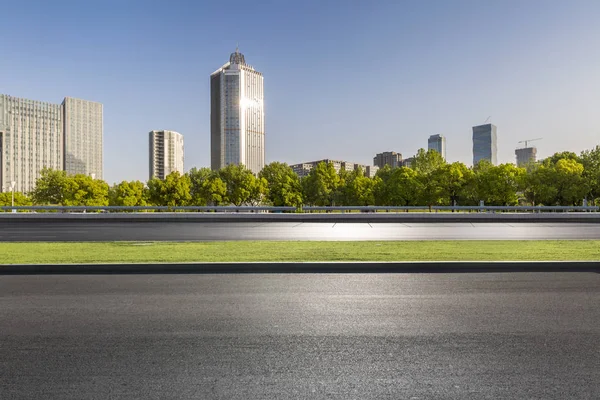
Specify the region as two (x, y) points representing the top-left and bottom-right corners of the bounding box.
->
(2, 0), (600, 184)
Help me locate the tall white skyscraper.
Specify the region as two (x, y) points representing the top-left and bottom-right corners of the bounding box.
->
(211, 48), (265, 174)
(0, 95), (63, 193)
(63, 97), (103, 179)
(428, 134), (446, 160)
(149, 130), (184, 180)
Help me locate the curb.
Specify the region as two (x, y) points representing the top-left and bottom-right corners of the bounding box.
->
(1, 261), (599, 275)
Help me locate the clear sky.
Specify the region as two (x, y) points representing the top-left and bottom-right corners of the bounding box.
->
(2, 0), (600, 184)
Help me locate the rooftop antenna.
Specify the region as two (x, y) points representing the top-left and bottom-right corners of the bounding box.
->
(484, 116), (491, 124)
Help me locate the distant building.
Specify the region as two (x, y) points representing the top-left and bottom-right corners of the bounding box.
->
(373, 151), (402, 168)
(149, 130), (184, 180)
(290, 159), (369, 178)
(428, 134), (446, 160)
(62, 97), (103, 179)
(472, 124), (497, 165)
(515, 147), (537, 167)
(210, 48), (265, 174)
(401, 157), (415, 168)
(365, 165), (379, 178)
(0, 94), (103, 194)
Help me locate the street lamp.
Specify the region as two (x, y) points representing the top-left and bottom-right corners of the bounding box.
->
(10, 181), (16, 213)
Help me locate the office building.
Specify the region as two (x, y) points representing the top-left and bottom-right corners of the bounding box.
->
(149, 130), (184, 180)
(290, 159), (369, 178)
(428, 134), (446, 160)
(472, 124), (497, 165)
(515, 147), (537, 167)
(0, 95), (63, 193)
(63, 97), (103, 179)
(211, 48), (265, 174)
(373, 151), (402, 168)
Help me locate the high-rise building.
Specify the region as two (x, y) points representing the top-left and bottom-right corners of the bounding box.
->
(0, 95), (63, 193)
(211, 48), (265, 174)
(373, 151), (402, 168)
(63, 97), (103, 179)
(149, 130), (184, 180)
(515, 147), (537, 167)
(428, 134), (446, 160)
(365, 165), (379, 178)
(472, 124), (497, 165)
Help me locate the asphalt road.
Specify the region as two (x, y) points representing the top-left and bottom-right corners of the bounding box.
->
(1, 272), (599, 399)
(2, 221), (600, 241)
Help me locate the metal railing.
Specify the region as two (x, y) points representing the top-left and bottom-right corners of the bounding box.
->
(0, 206), (297, 213)
(0, 205), (598, 213)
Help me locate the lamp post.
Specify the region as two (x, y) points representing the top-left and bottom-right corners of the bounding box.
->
(10, 181), (16, 213)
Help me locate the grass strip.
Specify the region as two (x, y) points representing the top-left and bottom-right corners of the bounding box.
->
(0, 241), (599, 264)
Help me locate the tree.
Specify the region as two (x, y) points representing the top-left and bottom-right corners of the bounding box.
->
(473, 162), (524, 206)
(218, 164), (267, 206)
(388, 167), (422, 206)
(109, 181), (148, 206)
(580, 145), (600, 205)
(62, 174), (110, 206)
(522, 163), (557, 206)
(373, 165), (395, 206)
(301, 162), (340, 206)
(147, 171), (192, 206)
(439, 162), (473, 206)
(31, 168), (69, 205)
(0, 192), (32, 206)
(338, 167), (375, 206)
(411, 148), (446, 175)
(188, 167), (227, 206)
(259, 162), (302, 207)
(551, 159), (587, 205)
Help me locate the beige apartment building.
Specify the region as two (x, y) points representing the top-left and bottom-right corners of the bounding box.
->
(149, 130), (184, 180)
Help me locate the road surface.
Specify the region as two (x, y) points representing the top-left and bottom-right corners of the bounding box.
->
(1, 272), (599, 399)
(1, 221), (600, 241)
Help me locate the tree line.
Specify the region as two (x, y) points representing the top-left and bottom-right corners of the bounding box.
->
(1, 146), (599, 208)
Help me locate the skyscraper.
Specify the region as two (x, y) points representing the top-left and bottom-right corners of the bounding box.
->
(63, 97), (103, 179)
(472, 124), (497, 165)
(0, 95), (63, 193)
(211, 48), (265, 174)
(149, 130), (184, 180)
(515, 147), (537, 167)
(373, 151), (403, 168)
(428, 134), (446, 160)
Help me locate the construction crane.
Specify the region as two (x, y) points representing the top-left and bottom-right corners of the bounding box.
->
(518, 138), (543, 148)
(484, 116), (491, 124)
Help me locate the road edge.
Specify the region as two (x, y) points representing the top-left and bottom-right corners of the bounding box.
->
(1, 261), (599, 274)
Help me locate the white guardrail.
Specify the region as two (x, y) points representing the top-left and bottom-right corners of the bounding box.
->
(0, 205), (598, 213)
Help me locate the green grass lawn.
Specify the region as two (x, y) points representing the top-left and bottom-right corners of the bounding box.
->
(0, 241), (599, 264)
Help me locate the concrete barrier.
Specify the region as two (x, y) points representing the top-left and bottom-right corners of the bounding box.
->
(1, 212), (600, 223)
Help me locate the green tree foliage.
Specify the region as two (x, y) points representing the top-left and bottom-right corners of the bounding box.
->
(439, 162), (474, 206)
(31, 168), (69, 205)
(301, 162), (340, 206)
(473, 161), (524, 206)
(147, 171), (192, 206)
(218, 164), (267, 206)
(411, 148), (446, 175)
(259, 162), (303, 207)
(109, 181), (148, 206)
(337, 167), (375, 206)
(187, 167), (227, 206)
(388, 167), (422, 206)
(373, 165), (393, 206)
(62, 174), (110, 206)
(580, 145), (600, 204)
(550, 159), (587, 206)
(0, 192), (32, 206)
